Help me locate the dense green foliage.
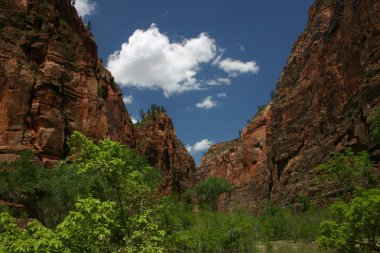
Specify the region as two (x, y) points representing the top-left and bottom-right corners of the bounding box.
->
(1, 129), (379, 252)
(0, 138), (332, 252)
(315, 139), (380, 252)
(162, 197), (330, 253)
(317, 188), (380, 252)
(316, 148), (375, 196)
(370, 106), (380, 144)
(187, 177), (232, 211)
(0, 132), (165, 252)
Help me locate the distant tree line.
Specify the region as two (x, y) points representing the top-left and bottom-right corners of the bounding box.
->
(139, 104), (167, 121)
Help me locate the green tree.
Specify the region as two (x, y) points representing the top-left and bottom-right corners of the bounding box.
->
(193, 177), (232, 211)
(260, 200), (287, 240)
(67, 132), (162, 221)
(317, 188), (380, 253)
(0, 132), (166, 252)
(316, 148), (375, 196)
(139, 109), (146, 121)
(0, 212), (65, 253)
(0, 150), (49, 222)
(0, 198), (118, 253)
(56, 198), (118, 253)
(125, 210), (166, 253)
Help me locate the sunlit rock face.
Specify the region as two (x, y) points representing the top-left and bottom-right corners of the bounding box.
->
(199, 0), (380, 213)
(0, 0), (195, 192)
(134, 113), (196, 193)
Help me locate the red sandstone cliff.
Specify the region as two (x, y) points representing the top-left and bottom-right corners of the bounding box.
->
(0, 0), (133, 165)
(268, 0), (380, 204)
(134, 113), (196, 193)
(0, 0), (194, 191)
(198, 104), (271, 213)
(199, 0), (380, 212)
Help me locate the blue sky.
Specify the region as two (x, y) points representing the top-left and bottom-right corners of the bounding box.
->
(74, 0), (314, 164)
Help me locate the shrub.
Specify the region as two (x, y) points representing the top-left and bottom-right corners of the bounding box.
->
(193, 177), (232, 211)
(0, 132), (166, 252)
(316, 148), (375, 197)
(317, 188), (380, 252)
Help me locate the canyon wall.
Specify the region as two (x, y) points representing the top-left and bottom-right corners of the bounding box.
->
(199, 0), (380, 212)
(0, 0), (195, 192)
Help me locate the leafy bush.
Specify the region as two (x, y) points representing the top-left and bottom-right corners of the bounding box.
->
(0, 198), (118, 253)
(193, 177), (232, 211)
(260, 200), (288, 241)
(317, 188), (380, 252)
(0, 150), (49, 221)
(162, 199), (256, 253)
(316, 148), (375, 196)
(161, 195), (330, 252)
(0, 132), (166, 252)
(56, 198), (118, 253)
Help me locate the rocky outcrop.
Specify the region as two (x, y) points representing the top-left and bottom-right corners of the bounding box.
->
(134, 113), (196, 193)
(199, 0), (380, 212)
(0, 0), (195, 191)
(198, 105), (271, 213)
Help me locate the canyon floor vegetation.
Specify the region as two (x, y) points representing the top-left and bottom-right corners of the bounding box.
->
(0, 121), (379, 252)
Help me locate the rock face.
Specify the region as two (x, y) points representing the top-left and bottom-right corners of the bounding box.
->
(0, 0), (194, 191)
(0, 0), (133, 164)
(199, 0), (380, 212)
(268, 0), (380, 204)
(134, 113), (196, 193)
(198, 105), (271, 213)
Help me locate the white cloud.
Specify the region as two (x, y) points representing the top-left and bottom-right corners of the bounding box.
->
(206, 77), (231, 86)
(196, 96), (218, 109)
(107, 24), (217, 97)
(123, 95), (134, 104)
(216, 58), (259, 77)
(130, 115), (138, 124)
(74, 0), (96, 18)
(107, 24), (260, 97)
(186, 139), (214, 154)
(217, 92), (227, 98)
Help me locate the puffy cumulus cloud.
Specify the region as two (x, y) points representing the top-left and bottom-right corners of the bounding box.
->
(186, 139), (214, 154)
(107, 24), (217, 97)
(122, 95), (134, 104)
(74, 0), (96, 18)
(217, 92), (227, 98)
(216, 58), (259, 77)
(196, 96), (218, 109)
(206, 77), (231, 86)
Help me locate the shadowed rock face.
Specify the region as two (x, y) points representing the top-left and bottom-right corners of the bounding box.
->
(199, 0), (380, 212)
(0, 0), (195, 192)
